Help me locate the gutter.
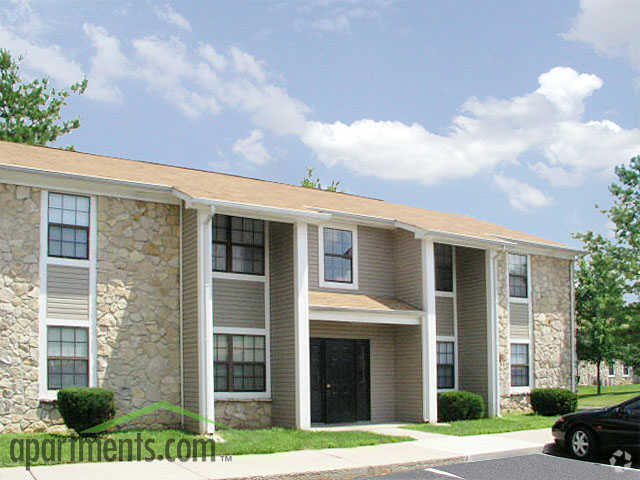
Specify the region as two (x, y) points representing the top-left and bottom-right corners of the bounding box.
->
(0, 163), (173, 192)
(172, 188), (331, 223)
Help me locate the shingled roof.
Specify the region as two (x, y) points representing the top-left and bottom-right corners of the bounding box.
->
(0, 140), (571, 250)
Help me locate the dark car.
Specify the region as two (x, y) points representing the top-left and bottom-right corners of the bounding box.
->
(552, 395), (640, 460)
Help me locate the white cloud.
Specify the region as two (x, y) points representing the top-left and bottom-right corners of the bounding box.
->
(199, 43), (227, 71)
(564, 0), (640, 69)
(230, 47), (267, 83)
(494, 174), (552, 212)
(310, 15), (350, 32)
(232, 130), (272, 165)
(82, 24), (129, 102)
(301, 67), (640, 201)
(153, 3), (192, 32)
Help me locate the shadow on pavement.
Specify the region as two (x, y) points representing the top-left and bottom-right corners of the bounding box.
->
(543, 442), (640, 469)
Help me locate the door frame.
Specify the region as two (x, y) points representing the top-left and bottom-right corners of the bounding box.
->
(310, 337), (371, 424)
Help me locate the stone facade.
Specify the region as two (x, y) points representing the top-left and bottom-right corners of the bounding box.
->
(0, 184), (64, 432)
(578, 361), (636, 386)
(96, 197), (181, 428)
(215, 400), (271, 429)
(499, 254), (573, 413)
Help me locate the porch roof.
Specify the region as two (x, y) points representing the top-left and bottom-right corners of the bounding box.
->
(309, 291), (421, 314)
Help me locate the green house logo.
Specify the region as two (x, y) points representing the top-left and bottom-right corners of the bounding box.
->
(83, 401), (222, 434)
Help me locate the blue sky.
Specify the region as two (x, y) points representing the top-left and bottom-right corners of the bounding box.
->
(3, 0), (640, 247)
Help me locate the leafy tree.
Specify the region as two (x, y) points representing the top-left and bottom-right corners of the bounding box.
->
(301, 166), (341, 192)
(574, 234), (626, 394)
(575, 156), (640, 391)
(0, 49), (87, 147)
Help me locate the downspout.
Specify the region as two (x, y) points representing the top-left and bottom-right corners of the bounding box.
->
(570, 258), (576, 392)
(179, 203), (184, 423)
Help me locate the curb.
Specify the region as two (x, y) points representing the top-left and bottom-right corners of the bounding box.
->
(225, 445), (547, 480)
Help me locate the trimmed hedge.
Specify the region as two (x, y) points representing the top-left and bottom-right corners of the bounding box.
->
(438, 391), (485, 422)
(57, 387), (115, 435)
(530, 388), (577, 416)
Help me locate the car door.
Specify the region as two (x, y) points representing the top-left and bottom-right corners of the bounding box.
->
(620, 397), (640, 452)
(598, 398), (640, 451)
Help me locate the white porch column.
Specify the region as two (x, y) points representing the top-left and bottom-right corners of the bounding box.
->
(293, 221), (311, 429)
(421, 238), (438, 423)
(197, 207), (215, 433)
(485, 249), (499, 417)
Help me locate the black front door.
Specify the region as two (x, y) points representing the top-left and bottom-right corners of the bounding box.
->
(310, 338), (370, 424)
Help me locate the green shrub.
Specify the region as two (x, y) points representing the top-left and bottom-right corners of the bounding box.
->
(530, 388), (577, 416)
(438, 391), (485, 422)
(57, 387), (115, 435)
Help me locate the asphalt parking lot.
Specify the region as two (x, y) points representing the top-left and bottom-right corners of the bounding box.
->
(357, 453), (640, 480)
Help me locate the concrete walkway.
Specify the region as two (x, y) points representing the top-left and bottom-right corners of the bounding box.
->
(2, 426), (554, 480)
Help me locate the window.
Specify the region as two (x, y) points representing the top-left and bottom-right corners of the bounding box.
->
(214, 334), (266, 392)
(47, 327), (88, 389)
(508, 254), (528, 298)
(435, 244), (453, 292)
(609, 363), (616, 376)
(323, 227), (353, 283)
(437, 341), (455, 389)
(623, 364), (631, 376)
(511, 343), (529, 387)
(48, 193), (90, 259)
(212, 215), (265, 275)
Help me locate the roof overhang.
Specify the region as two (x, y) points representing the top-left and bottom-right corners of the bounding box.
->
(309, 305), (422, 325)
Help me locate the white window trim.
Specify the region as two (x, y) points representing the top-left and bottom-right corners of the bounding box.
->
(508, 253), (533, 394)
(318, 223), (359, 290)
(509, 339), (531, 394)
(608, 363), (616, 377)
(211, 222), (271, 401)
(436, 246), (458, 392)
(39, 190), (97, 402)
(622, 365), (631, 377)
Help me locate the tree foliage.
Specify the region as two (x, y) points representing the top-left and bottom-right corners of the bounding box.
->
(301, 166), (341, 192)
(0, 49), (87, 146)
(574, 156), (640, 391)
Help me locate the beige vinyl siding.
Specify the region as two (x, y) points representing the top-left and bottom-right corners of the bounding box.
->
(436, 296), (455, 337)
(509, 302), (529, 339)
(308, 225), (395, 297)
(393, 229), (423, 308)
(46, 265), (89, 320)
(456, 246), (488, 407)
(269, 222), (296, 428)
(213, 279), (265, 329)
(394, 324), (423, 421)
(181, 207), (200, 432)
(310, 321), (397, 422)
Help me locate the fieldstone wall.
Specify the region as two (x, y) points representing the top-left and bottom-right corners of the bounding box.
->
(0, 184), (64, 432)
(499, 254), (573, 413)
(578, 361), (635, 386)
(215, 400), (271, 429)
(97, 197), (181, 428)
(531, 255), (572, 391)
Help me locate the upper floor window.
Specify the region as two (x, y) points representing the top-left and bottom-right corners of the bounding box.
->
(435, 243), (453, 292)
(508, 254), (528, 298)
(48, 192), (90, 259)
(323, 227), (353, 283)
(212, 215), (265, 275)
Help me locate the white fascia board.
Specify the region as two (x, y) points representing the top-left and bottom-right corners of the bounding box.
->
(491, 235), (583, 258)
(0, 164), (177, 204)
(309, 308), (421, 325)
(308, 208), (397, 229)
(173, 189), (331, 224)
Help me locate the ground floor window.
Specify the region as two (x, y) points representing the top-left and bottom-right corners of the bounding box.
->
(609, 363), (616, 376)
(623, 364), (631, 376)
(47, 326), (89, 389)
(437, 341), (455, 389)
(510, 343), (529, 387)
(214, 334), (266, 392)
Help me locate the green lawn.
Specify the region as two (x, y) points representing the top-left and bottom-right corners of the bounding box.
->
(578, 383), (640, 407)
(0, 428), (412, 468)
(405, 413), (557, 436)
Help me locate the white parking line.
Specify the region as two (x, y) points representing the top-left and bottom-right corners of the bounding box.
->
(424, 467), (466, 479)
